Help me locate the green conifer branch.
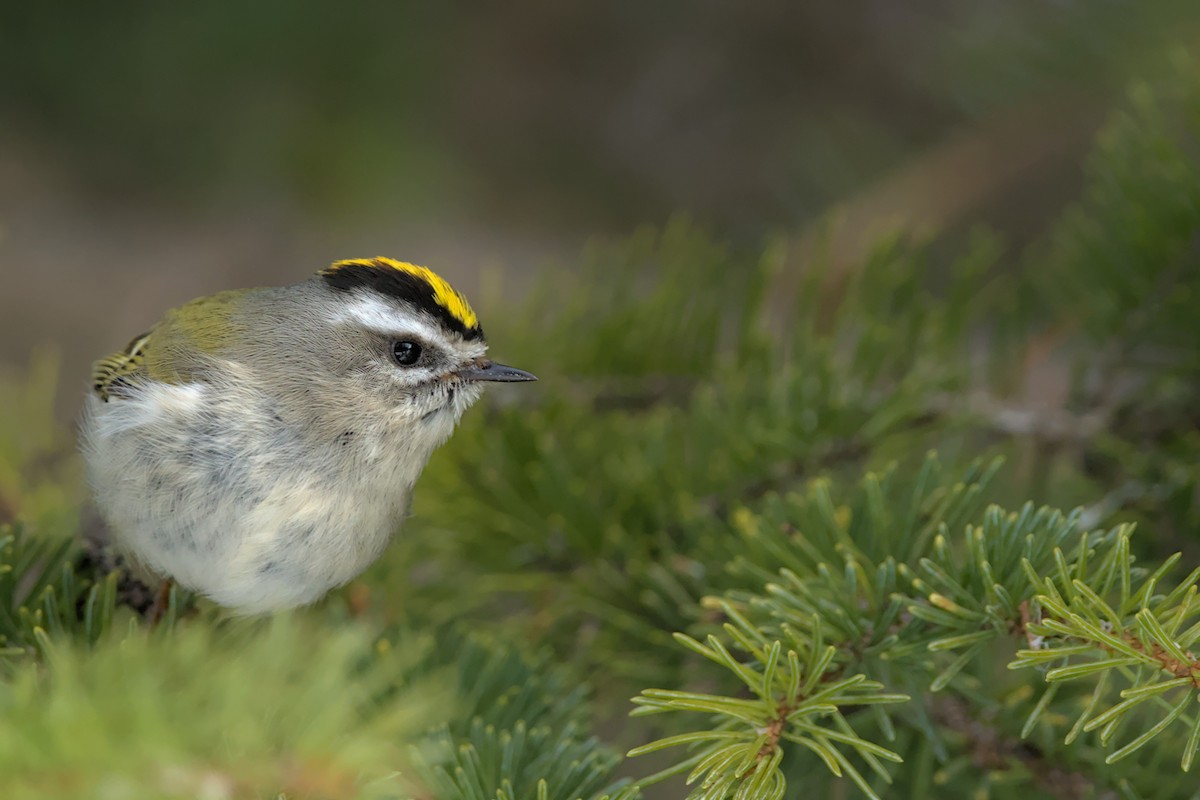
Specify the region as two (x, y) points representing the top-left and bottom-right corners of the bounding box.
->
(626, 458), (1199, 798)
(404, 632), (631, 800)
(1005, 528), (1200, 769)
(0, 522), (117, 661)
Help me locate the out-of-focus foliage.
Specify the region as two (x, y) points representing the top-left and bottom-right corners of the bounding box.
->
(0, 619), (444, 800)
(407, 632), (632, 800)
(3, 1), (1197, 227)
(1, 39), (1199, 800)
(930, 0), (1200, 111)
(1024, 48), (1200, 550)
(0, 353), (80, 537)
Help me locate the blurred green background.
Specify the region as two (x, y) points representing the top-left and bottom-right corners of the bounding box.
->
(3, 6), (1200, 798)
(1, 0), (1198, 412)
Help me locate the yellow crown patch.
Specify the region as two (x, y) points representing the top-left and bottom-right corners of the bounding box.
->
(320, 257), (481, 337)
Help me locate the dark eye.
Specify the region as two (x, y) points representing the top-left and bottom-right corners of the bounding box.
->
(392, 340), (423, 366)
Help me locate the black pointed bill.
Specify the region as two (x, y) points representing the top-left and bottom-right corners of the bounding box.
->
(456, 361), (538, 383)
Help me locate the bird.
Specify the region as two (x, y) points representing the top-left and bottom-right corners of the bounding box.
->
(80, 257), (536, 614)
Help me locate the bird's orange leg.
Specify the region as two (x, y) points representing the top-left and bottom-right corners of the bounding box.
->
(146, 578), (173, 627)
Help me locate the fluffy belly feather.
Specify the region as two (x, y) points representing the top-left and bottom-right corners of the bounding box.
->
(81, 382), (418, 613)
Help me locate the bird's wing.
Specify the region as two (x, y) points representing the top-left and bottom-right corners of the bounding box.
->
(91, 332), (152, 402)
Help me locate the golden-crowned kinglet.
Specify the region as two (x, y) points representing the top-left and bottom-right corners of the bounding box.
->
(81, 257), (535, 614)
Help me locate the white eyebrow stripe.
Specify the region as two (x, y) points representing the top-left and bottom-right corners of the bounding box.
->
(329, 295), (445, 343)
